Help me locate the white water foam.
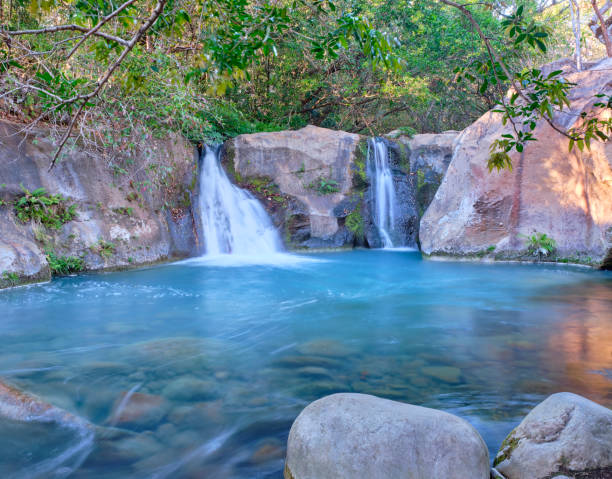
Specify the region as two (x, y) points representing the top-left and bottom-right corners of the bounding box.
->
(199, 145), (283, 257)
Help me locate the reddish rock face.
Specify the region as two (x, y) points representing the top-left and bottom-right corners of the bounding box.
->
(420, 58), (612, 267)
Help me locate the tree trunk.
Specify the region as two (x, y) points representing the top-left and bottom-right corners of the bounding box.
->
(569, 0), (582, 70)
(591, 0), (612, 56)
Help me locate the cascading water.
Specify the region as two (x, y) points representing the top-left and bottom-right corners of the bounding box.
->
(198, 145), (283, 256)
(368, 137), (398, 248)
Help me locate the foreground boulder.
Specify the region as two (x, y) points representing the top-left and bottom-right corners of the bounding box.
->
(494, 392), (612, 479)
(284, 393), (489, 479)
(420, 58), (612, 268)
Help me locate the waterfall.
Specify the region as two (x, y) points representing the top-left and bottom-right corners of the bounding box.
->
(368, 137), (398, 248)
(198, 145), (283, 256)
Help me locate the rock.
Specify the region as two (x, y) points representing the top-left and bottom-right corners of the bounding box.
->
(420, 58), (612, 268)
(363, 137), (419, 248)
(494, 392), (612, 479)
(225, 126), (362, 249)
(284, 393), (489, 479)
(400, 131), (458, 217)
(0, 119), (199, 289)
(420, 366), (463, 384)
(162, 376), (219, 402)
(296, 367), (335, 380)
(250, 439), (285, 464)
(296, 339), (356, 358)
(107, 391), (169, 430)
(0, 379), (94, 476)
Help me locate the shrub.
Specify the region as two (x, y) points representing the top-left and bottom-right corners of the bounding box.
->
(91, 240), (116, 259)
(346, 208), (364, 241)
(14, 186), (76, 229)
(307, 177), (340, 195)
(524, 232), (556, 258)
(46, 251), (85, 276)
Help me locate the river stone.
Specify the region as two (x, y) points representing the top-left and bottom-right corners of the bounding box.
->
(284, 393), (489, 479)
(107, 391), (169, 430)
(162, 377), (219, 402)
(420, 365), (463, 384)
(0, 379), (94, 477)
(494, 392), (612, 479)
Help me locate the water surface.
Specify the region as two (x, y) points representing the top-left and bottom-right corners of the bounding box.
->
(1, 251), (611, 478)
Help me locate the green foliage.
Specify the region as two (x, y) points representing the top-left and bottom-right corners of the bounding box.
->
(91, 240), (116, 259)
(345, 207), (364, 241)
(455, 5), (611, 166)
(2, 271), (19, 286)
(14, 186), (76, 229)
(307, 177), (340, 195)
(523, 232), (557, 257)
(46, 250), (85, 276)
(113, 206), (134, 217)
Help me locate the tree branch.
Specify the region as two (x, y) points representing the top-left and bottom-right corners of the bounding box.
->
(65, 0), (139, 60)
(4, 24), (129, 46)
(48, 0), (168, 170)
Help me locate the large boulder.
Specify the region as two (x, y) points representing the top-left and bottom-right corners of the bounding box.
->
(494, 392), (612, 479)
(224, 126), (418, 250)
(0, 120), (199, 288)
(224, 126), (364, 249)
(284, 393), (489, 479)
(420, 59), (612, 267)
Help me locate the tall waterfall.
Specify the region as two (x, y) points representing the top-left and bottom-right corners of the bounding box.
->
(368, 137), (398, 248)
(199, 145), (283, 256)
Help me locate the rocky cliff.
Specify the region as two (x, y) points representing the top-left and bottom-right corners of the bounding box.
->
(0, 120), (200, 288)
(420, 58), (612, 268)
(223, 126), (437, 250)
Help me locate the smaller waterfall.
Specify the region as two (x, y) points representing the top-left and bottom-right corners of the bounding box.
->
(199, 145), (283, 256)
(368, 137), (398, 248)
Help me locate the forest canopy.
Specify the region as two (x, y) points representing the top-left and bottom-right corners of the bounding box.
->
(0, 0), (610, 164)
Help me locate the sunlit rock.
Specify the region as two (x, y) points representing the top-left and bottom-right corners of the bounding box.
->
(420, 58), (612, 268)
(284, 393), (489, 479)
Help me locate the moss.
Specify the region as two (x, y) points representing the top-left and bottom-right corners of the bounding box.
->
(346, 206), (364, 241)
(493, 432), (520, 467)
(283, 463), (295, 479)
(351, 137), (369, 190)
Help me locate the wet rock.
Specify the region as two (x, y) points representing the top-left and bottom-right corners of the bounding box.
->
(420, 366), (463, 384)
(296, 367), (334, 380)
(272, 355), (343, 370)
(107, 391), (169, 431)
(249, 439), (285, 464)
(294, 381), (349, 398)
(0, 379), (94, 476)
(90, 430), (163, 466)
(285, 393), (489, 479)
(162, 376), (219, 402)
(226, 126), (361, 250)
(296, 339), (355, 358)
(494, 392), (612, 479)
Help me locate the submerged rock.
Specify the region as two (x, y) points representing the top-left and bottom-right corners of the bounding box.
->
(107, 390), (169, 430)
(284, 393), (489, 479)
(420, 365), (463, 384)
(494, 392), (612, 479)
(0, 379), (94, 478)
(162, 376), (219, 402)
